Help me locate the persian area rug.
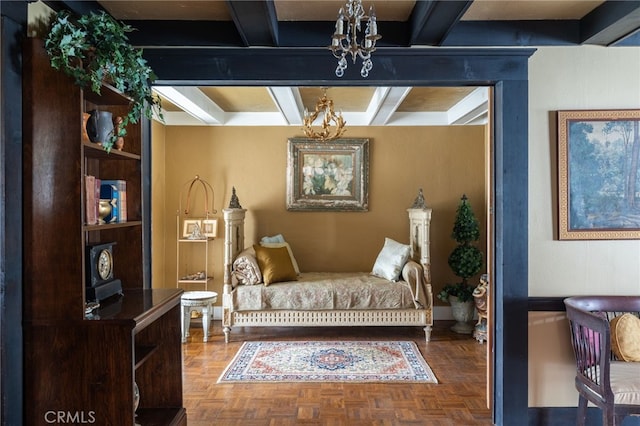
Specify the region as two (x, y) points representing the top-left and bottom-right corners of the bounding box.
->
(217, 340), (438, 384)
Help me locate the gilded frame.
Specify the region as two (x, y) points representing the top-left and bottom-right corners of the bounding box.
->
(558, 109), (640, 240)
(286, 138), (369, 211)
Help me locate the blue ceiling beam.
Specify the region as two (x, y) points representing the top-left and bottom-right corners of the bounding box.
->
(613, 29), (640, 46)
(226, 0), (279, 47)
(47, 0), (639, 49)
(143, 46), (535, 85)
(126, 21), (244, 47)
(580, 0), (640, 45)
(442, 21), (581, 46)
(410, 0), (473, 45)
(43, 1), (106, 16)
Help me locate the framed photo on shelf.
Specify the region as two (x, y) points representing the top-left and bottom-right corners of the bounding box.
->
(201, 219), (218, 238)
(557, 109), (640, 240)
(286, 138), (369, 211)
(182, 219), (202, 238)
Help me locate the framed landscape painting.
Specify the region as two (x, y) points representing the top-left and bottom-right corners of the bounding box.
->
(286, 138), (369, 211)
(558, 109), (640, 240)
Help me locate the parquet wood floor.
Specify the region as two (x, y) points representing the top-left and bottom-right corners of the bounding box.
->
(181, 321), (492, 425)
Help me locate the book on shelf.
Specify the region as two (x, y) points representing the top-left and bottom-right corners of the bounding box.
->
(100, 180), (125, 223)
(95, 178), (101, 223)
(84, 175), (97, 225)
(101, 180), (127, 222)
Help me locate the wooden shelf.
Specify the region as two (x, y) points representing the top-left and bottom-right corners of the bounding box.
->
(23, 39), (184, 426)
(83, 82), (132, 106)
(135, 345), (159, 369)
(84, 220), (142, 231)
(178, 238), (214, 243)
(83, 141), (141, 160)
(96, 288), (182, 324)
(178, 278), (213, 285)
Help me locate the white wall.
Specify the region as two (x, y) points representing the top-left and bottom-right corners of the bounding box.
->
(528, 46), (640, 406)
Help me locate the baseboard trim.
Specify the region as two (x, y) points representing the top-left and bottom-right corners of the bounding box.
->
(528, 407), (640, 426)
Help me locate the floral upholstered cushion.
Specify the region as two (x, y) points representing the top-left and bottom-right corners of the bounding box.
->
(611, 313), (640, 362)
(232, 247), (262, 285)
(231, 272), (418, 311)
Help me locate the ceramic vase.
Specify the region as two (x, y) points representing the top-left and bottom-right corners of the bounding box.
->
(86, 110), (114, 146)
(449, 295), (475, 334)
(98, 199), (112, 224)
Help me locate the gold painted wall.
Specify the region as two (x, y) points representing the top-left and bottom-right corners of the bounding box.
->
(153, 125), (487, 306)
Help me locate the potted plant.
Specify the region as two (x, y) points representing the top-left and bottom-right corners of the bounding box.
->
(437, 194), (483, 334)
(44, 10), (162, 152)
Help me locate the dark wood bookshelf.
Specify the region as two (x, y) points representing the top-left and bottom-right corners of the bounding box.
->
(23, 38), (185, 425)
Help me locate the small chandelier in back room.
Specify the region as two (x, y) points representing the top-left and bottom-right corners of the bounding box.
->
(303, 89), (346, 141)
(329, 0), (381, 78)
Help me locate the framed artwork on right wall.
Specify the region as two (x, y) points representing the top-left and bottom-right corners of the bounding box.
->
(558, 109), (640, 240)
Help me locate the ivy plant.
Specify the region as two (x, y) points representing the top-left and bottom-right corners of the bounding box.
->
(45, 10), (162, 151)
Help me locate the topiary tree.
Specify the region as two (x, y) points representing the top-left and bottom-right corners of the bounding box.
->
(437, 194), (483, 303)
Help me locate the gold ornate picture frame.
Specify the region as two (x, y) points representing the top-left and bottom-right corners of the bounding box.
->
(286, 138), (369, 212)
(558, 109), (640, 240)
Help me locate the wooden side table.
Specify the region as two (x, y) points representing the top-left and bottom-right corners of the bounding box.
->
(181, 291), (218, 342)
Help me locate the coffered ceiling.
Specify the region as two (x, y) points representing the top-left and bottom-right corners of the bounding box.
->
(41, 1), (640, 127)
(87, 0), (639, 48)
(152, 85), (488, 127)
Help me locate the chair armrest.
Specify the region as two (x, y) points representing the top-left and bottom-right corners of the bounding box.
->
(565, 300), (615, 405)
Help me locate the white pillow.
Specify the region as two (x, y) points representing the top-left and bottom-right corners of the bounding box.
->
(371, 238), (411, 281)
(260, 241), (300, 275)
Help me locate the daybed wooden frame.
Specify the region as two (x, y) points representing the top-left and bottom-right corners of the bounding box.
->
(221, 206), (433, 343)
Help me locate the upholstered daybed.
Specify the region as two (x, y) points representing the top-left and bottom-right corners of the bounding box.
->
(221, 199), (434, 344)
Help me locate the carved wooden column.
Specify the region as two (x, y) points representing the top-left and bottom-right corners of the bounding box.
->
(407, 189), (432, 285)
(222, 207), (246, 286)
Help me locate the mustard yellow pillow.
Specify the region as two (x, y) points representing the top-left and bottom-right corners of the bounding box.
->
(610, 313), (640, 362)
(253, 244), (297, 286)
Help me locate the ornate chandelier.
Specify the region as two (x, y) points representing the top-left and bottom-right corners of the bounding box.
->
(329, 0), (381, 78)
(303, 90), (346, 141)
